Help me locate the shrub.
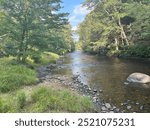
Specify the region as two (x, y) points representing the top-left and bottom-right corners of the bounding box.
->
(120, 45), (150, 58)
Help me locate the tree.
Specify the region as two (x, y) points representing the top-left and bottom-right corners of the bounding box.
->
(79, 0), (150, 57)
(0, 0), (68, 62)
(80, 0), (129, 52)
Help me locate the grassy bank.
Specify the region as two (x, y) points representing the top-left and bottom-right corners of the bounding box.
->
(0, 53), (94, 113)
(0, 52), (59, 93)
(0, 86), (94, 113)
(0, 57), (37, 93)
(26, 52), (60, 67)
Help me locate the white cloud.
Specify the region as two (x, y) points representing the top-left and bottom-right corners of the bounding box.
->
(73, 5), (90, 15)
(69, 4), (91, 26)
(72, 26), (77, 31)
(69, 4), (91, 41)
(51, 11), (56, 14)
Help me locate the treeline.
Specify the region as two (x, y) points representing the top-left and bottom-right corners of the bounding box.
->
(0, 0), (75, 63)
(79, 0), (150, 58)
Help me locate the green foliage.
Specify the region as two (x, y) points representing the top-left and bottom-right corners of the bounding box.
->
(79, 0), (150, 58)
(40, 52), (60, 64)
(0, 0), (72, 62)
(75, 42), (82, 50)
(25, 52), (59, 67)
(120, 45), (150, 58)
(46, 24), (75, 55)
(0, 97), (3, 112)
(0, 58), (37, 92)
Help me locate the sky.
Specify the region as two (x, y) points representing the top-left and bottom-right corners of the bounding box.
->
(61, 0), (90, 31)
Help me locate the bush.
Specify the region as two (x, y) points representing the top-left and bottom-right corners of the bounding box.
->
(120, 45), (150, 58)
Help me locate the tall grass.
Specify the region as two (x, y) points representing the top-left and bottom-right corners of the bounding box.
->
(0, 58), (37, 92)
(0, 91), (27, 112)
(40, 52), (60, 65)
(30, 87), (94, 113)
(26, 52), (60, 66)
(0, 55), (95, 113)
(0, 87), (94, 113)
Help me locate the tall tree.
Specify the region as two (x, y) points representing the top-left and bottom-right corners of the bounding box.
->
(0, 0), (68, 62)
(79, 0), (150, 57)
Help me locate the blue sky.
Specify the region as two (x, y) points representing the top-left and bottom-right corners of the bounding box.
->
(61, 0), (90, 31)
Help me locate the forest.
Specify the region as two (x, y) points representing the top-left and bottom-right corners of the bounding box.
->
(78, 0), (150, 58)
(0, 0), (75, 62)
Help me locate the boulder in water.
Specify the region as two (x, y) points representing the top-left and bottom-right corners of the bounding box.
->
(127, 73), (150, 84)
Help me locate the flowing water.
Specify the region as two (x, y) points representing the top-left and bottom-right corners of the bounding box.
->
(54, 50), (150, 112)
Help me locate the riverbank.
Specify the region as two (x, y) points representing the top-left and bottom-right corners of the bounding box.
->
(37, 63), (121, 113)
(84, 50), (150, 62)
(0, 56), (95, 113)
(50, 51), (150, 113)
(1, 51), (149, 113)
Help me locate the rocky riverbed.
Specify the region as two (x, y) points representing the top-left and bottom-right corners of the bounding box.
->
(36, 64), (121, 113)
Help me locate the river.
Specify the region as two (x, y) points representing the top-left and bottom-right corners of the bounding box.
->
(54, 50), (150, 112)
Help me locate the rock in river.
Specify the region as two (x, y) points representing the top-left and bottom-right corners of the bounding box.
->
(105, 103), (111, 109)
(127, 106), (132, 110)
(101, 106), (108, 111)
(127, 73), (150, 84)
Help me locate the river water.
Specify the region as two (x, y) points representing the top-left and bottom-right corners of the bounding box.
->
(54, 50), (150, 112)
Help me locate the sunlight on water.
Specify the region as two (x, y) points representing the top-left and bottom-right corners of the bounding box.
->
(55, 51), (150, 112)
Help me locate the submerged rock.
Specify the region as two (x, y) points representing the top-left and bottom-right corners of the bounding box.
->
(140, 106), (144, 110)
(127, 106), (132, 110)
(127, 73), (150, 84)
(101, 106), (108, 111)
(93, 97), (98, 103)
(47, 64), (57, 69)
(99, 90), (103, 93)
(93, 89), (98, 93)
(105, 103), (111, 109)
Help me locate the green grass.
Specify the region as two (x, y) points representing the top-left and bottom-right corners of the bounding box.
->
(0, 54), (95, 113)
(30, 87), (94, 113)
(0, 52), (59, 92)
(26, 52), (60, 66)
(0, 87), (94, 113)
(0, 91), (27, 112)
(0, 57), (37, 92)
(40, 52), (60, 65)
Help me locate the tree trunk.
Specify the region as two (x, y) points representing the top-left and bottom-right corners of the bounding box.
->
(17, 10), (29, 63)
(118, 18), (129, 46)
(115, 37), (119, 51)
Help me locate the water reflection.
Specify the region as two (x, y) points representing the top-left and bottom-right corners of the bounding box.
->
(55, 50), (150, 112)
